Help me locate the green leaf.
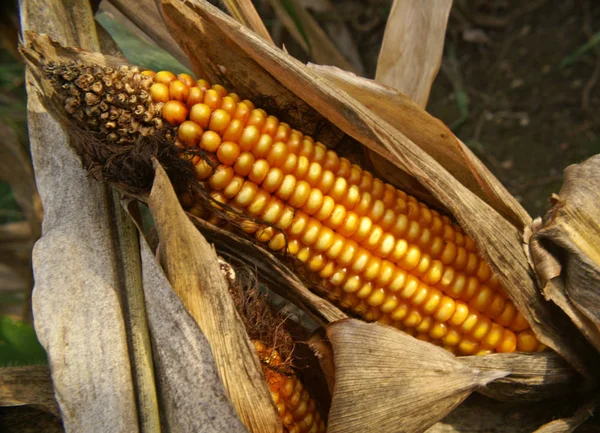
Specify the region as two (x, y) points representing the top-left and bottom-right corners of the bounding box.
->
(0, 315), (47, 366)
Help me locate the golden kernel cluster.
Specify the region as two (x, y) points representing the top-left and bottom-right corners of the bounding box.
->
(147, 69), (543, 355)
(254, 341), (326, 433)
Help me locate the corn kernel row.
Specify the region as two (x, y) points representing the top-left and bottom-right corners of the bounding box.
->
(145, 70), (542, 354)
(253, 341), (326, 433)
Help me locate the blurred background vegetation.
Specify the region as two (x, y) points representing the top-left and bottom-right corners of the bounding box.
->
(0, 0), (598, 368)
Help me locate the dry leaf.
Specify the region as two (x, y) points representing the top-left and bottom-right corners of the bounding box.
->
(21, 1), (140, 431)
(461, 352), (581, 402)
(147, 161), (281, 433)
(220, 0), (273, 43)
(0, 366), (59, 418)
(138, 237), (248, 432)
(267, 0), (359, 73)
(529, 155), (600, 353)
(326, 319), (507, 433)
(157, 0), (593, 375)
(376, 0), (452, 108)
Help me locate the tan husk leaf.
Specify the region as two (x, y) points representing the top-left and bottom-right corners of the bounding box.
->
(220, 0), (273, 43)
(460, 352), (582, 402)
(529, 155), (600, 353)
(147, 160), (281, 433)
(376, 0), (452, 109)
(158, 0), (596, 376)
(308, 64), (531, 228)
(20, 1), (140, 431)
(325, 319), (507, 433)
(136, 232), (248, 432)
(266, 0), (359, 73)
(0, 366), (59, 418)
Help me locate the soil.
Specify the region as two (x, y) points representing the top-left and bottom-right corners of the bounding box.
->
(262, 0), (600, 218)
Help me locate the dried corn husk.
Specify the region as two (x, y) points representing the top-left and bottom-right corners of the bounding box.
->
(528, 155), (600, 353)
(325, 319), (507, 433)
(20, 1), (140, 431)
(461, 352), (582, 402)
(0, 366), (59, 417)
(147, 161), (281, 433)
(376, 0), (452, 109)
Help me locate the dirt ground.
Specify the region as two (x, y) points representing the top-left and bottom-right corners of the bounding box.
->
(263, 0), (600, 218)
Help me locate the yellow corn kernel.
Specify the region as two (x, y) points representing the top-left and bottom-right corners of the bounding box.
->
(146, 71), (540, 355)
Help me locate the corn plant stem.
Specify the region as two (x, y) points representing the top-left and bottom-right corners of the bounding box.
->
(110, 188), (161, 433)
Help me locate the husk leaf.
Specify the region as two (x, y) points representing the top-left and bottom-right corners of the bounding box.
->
(376, 0), (452, 109)
(220, 0), (273, 43)
(460, 352), (582, 402)
(265, 0), (359, 73)
(529, 155), (600, 353)
(157, 0), (596, 376)
(0, 366), (59, 418)
(325, 319), (507, 433)
(137, 232), (248, 432)
(21, 1), (140, 431)
(146, 161), (281, 433)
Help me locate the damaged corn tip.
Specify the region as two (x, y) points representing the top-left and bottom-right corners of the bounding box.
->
(46, 62), (542, 355)
(253, 341), (326, 433)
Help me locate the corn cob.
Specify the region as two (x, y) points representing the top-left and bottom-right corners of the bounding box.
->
(42, 63), (544, 355)
(254, 341), (326, 433)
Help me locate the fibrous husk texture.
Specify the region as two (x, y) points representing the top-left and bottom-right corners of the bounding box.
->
(528, 155), (600, 354)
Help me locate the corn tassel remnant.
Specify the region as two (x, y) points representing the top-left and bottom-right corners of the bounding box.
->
(42, 62), (544, 355)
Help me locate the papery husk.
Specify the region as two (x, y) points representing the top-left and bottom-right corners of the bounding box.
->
(325, 319), (507, 433)
(147, 161), (281, 433)
(20, 1), (141, 431)
(137, 232), (248, 432)
(0, 366), (59, 418)
(528, 155), (600, 353)
(220, 0), (274, 44)
(156, 0), (596, 377)
(376, 0), (452, 109)
(265, 0), (360, 73)
(460, 352), (582, 402)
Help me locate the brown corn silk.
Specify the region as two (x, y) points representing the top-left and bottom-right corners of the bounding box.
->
(26, 52), (544, 356)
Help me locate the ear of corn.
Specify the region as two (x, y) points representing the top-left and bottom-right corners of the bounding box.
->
(253, 341), (326, 433)
(148, 70), (544, 356)
(43, 63), (544, 355)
